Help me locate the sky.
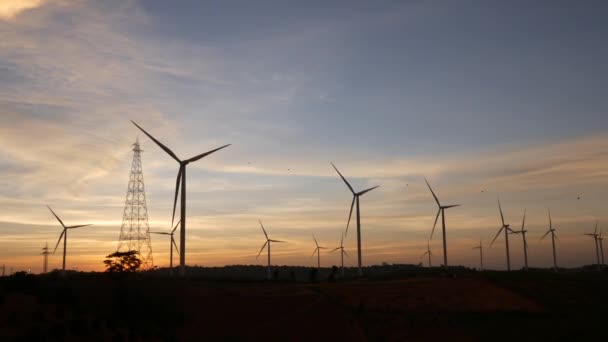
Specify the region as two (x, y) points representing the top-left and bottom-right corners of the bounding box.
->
(1, 0), (608, 273)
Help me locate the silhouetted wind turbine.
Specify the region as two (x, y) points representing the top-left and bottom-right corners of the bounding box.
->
(425, 178), (460, 268)
(472, 238), (484, 270)
(47, 206), (92, 276)
(331, 162), (379, 276)
(510, 209), (529, 270)
(540, 209), (559, 272)
(584, 221), (601, 269)
(421, 239), (433, 267)
(330, 233), (349, 277)
(41, 243), (50, 274)
(311, 234), (327, 272)
(256, 220), (285, 280)
(150, 221), (180, 276)
(490, 198), (514, 271)
(598, 228), (605, 267)
(132, 121), (230, 277)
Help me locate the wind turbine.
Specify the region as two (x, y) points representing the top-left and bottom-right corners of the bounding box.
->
(41, 243), (50, 274)
(425, 178), (460, 268)
(584, 221), (601, 269)
(421, 239), (433, 267)
(540, 209), (558, 272)
(132, 121), (230, 277)
(150, 221), (180, 276)
(331, 162), (379, 276)
(472, 238), (483, 270)
(598, 228), (605, 267)
(47, 206), (92, 276)
(311, 234), (327, 272)
(330, 233), (349, 277)
(490, 198), (514, 271)
(256, 220), (285, 280)
(509, 209), (529, 270)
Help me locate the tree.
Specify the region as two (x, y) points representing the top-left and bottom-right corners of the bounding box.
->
(103, 250), (142, 273)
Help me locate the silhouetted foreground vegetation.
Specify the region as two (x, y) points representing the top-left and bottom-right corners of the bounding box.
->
(0, 266), (606, 341)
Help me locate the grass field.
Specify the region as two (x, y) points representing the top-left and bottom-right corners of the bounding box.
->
(0, 270), (606, 341)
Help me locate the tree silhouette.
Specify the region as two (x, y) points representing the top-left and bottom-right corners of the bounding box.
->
(103, 250), (142, 272)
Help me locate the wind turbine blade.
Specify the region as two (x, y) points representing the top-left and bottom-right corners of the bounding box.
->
(424, 178), (441, 207)
(172, 220), (181, 234)
(186, 144), (231, 163)
(269, 239), (286, 243)
(498, 197), (505, 227)
(172, 237), (180, 256)
(345, 196), (355, 237)
(67, 224), (92, 229)
(343, 249), (349, 257)
(330, 247), (341, 252)
(421, 251), (429, 257)
(171, 166), (183, 227)
(340, 233), (344, 247)
(521, 209), (527, 231)
(53, 230), (65, 254)
(430, 209), (440, 239)
(442, 205), (460, 209)
(553, 232), (559, 242)
(357, 186), (379, 196)
(313, 234), (319, 247)
(47, 206), (66, 228)
(311, 248), (318, 258)
(256, 241), (268, 259)
(331, 162), (355, 194)
(259, 220), (269, 240)
(150, 232), (171, 235)
(131, 121), (181, 162)
(490, 227), (504, 247)
(548, 209), (552, 229)
(540, 230), (551, 240)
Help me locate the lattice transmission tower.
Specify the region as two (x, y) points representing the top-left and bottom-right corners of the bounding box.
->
(117, 138), (154, 268)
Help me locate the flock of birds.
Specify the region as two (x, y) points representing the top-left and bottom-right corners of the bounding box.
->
(10, 120), (605, 278)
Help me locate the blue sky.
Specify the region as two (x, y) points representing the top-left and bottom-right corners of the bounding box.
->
(1, 0), (608, 272)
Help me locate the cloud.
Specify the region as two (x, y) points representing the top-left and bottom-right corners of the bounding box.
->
(0, 0), (44, 20)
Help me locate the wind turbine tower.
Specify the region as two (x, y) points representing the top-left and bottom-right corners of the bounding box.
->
(425, 178), (460, 268)
(117, 138), (154, 269)
(472, 238), (484, 270)
(331, 162), (379, 276)
(133, 121), (230, 276)
(584, 221), (601, 270)
(540, 210), (559, 272)
(421, 240), (433, 267)
(41, 243), (50, 274)
(330, 233), (349, 277)
(311, 234), (327, 272)
(490, 198), (513, 271)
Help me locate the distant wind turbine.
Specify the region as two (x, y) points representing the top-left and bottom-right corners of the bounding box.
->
(132, 121), (231, 277)
(41, 243), (50, 274)
(598, 228), (605, 267)
(472, 238), (484, 270)
(256, 220), (285, 280)
(421, 239), (433, 268)
(47, 206), (92, 276)
(331, 162), (379, 276)
(540, 209), (559, 272)
(311, 234), (327, 272)
(584, 221), (601, 269)
(490, 197), (514, 271)
(509, 209), (529, 270)
(150, 221), (180, 276)
(330, 233), (349, 277)
(425, 178), (460, 268)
